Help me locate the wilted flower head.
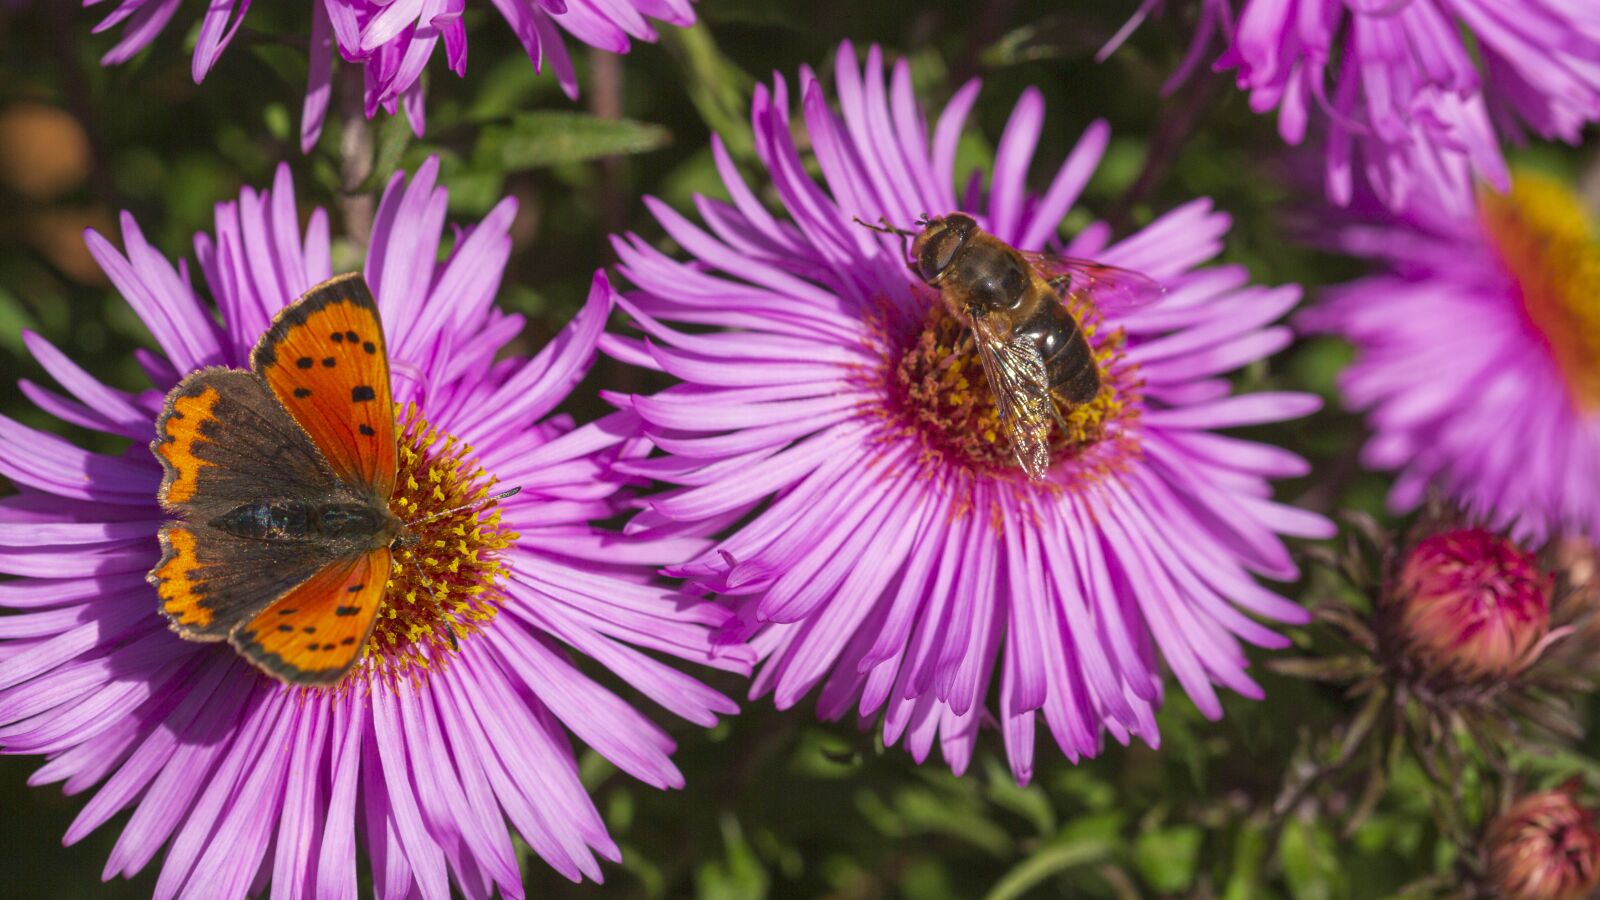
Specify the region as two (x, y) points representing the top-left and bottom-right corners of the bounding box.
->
(1390, 529), (1553, 684)
(606, 41), (1330, 781)
(1215, 0), (1600, 213)
(0, 160), (747, 895)
(84, 0), (694, 150)
(1486, 785), (1600, 900)
(1305, 170), (1600, 545)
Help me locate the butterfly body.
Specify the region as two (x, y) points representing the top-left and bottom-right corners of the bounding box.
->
(148, 273), (403, 685)
(208, 498), (407, 548)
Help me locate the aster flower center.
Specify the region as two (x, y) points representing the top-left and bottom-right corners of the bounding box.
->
(359, 403), (517, 685)
(1480, 173), (1600, 412)
(873, 296), (1138, 477)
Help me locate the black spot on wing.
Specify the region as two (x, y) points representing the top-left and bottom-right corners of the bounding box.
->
(351, 386), (376, 403)
(293, 387), (312, 398)
(336, 605), (360, 616)
(250, 272), (378, 371)
(296, 357), (314, 369)
(359, 424), (376, 436)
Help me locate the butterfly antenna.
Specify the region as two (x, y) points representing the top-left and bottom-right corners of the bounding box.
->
(404, 486), (522, 528)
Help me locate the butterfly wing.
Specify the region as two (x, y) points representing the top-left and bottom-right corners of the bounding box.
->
(151, 368), (352, 639)
(251, 273), (398, 500)
(151, 521), (341, 641)
(153, 368), (343, 520)
(1020, 252), (1164, 315)
(230, 546), (390, 685)
(970, 314), (1056, 480)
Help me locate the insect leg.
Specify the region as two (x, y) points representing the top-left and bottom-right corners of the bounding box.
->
(851, 215), (915, 265)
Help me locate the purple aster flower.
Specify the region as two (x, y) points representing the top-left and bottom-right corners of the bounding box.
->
(349, 0), (696, 122)
(84, 0), (694, 151)
(1304, 170), (1600, 545)
(1214, 0), (1600, 212)
(604, 41), (1332, 782)
(0, 158), (749, 896)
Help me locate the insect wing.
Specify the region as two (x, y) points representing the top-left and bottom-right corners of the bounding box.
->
(1021, 252), (1163, 315)
(970, 315), (1055, 480)
(151, 520), (340, 641)
(153, 368), (342, 520)
(251, 273), (398, 500)
(231, 547), (390, 685)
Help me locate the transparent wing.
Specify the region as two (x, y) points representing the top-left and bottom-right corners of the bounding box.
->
(970, 315), (1056, 480)
(1020, 252), (1164, 314)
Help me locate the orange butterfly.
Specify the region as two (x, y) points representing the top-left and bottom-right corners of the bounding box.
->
(148, 273), (409, 685)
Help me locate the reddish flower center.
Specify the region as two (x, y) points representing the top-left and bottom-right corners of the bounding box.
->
(870, 295), (1140, 479)
(1392, 528), (1552, 683)
(1480, 172), (1600, 412)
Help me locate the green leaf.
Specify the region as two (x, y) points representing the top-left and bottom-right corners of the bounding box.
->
(479, 112), (670, 171)
(982, 757), (1055, 837)
(464, 54), (565, 122)
(368, 113), (415, 189)
(695, 813), (769, 900)
(1134, 824), (1203, 893)
(1223, 824), (1269, 900)
(0, 286), (36, 356)
(662, 24), (756, 159)
(1280, 818), (1343, 900)
(982, 836), (1114, 900)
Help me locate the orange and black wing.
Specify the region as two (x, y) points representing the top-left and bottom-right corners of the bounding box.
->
(152, 368), (342, 520)
(970, 314), (1056, 480)
(230, 546), (390, 685)
(151, 520), (338, 641)
(250, 273), (397, 500)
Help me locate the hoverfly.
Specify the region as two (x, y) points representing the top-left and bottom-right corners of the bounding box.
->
(859, 212), (1163, 480)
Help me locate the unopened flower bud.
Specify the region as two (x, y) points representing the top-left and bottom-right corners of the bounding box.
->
(1487, 787), (1600, 900)
(1392, 529), (1552, 683)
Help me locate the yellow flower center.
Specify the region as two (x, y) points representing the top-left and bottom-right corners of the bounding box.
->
(1480, 172), (1600, 412)
(870, 293), (1139, 479)
(358, 403), (517, 685)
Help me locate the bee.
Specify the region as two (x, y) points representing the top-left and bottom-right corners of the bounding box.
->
(860, 212), (1162, 480)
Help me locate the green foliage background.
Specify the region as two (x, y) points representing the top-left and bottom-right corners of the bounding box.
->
(0, 2), (1595, 897)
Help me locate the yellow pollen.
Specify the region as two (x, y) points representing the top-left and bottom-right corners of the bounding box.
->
(1480, 172), (1600, 411)
(867, 295), (1139, 479)
(362, 402), (517, 685)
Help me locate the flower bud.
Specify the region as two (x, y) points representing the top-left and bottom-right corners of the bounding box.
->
(1392, 529), (1552, 683)
(1487, 787), (1600, 900)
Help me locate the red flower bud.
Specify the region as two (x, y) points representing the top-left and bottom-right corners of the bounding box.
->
(1393, 529), (1552, 683)
(1487, 787), (1600, 900)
